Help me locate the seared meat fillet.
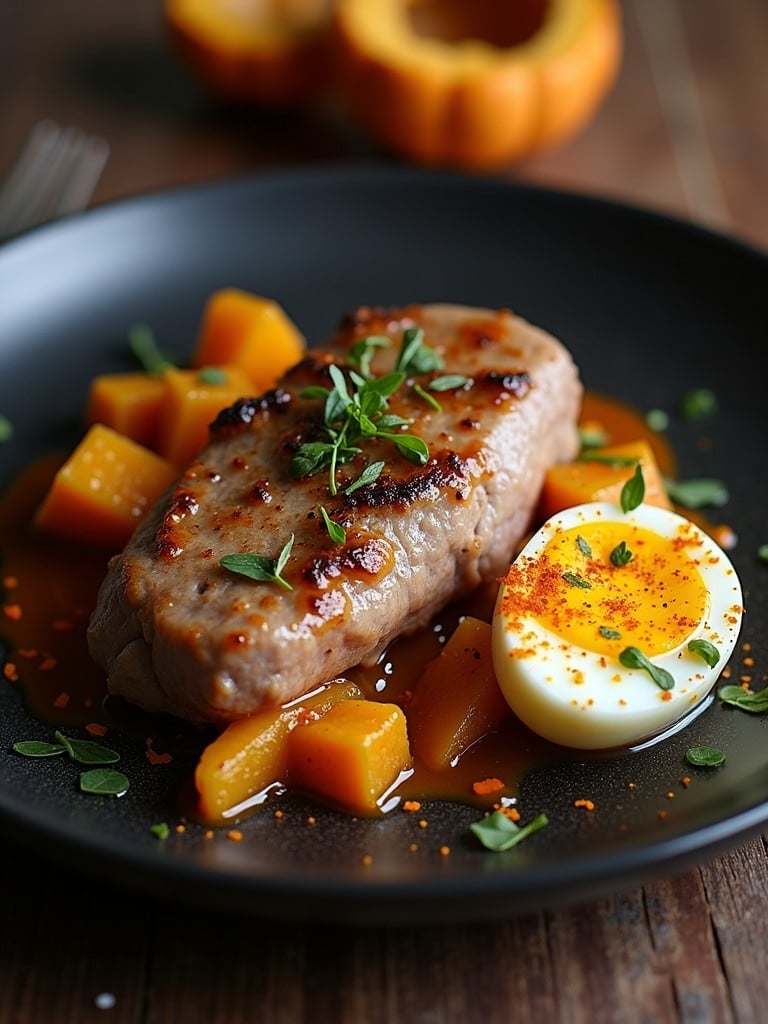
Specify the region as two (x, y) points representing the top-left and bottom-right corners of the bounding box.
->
(88, 304), (582, 724)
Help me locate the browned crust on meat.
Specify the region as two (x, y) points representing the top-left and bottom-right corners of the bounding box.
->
(87, 303), (583, 724)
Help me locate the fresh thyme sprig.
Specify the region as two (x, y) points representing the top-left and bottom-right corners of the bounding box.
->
(290, 328), (440, 495)
(220, 535), (295, 590)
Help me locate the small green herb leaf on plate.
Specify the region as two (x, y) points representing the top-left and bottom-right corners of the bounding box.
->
(685, 746), (725, 767)
(13, 740), (66, 758)
(665, 478), (729, 509)
(470, 810), (548, 852)
(679, 388), (718, 421)
(129, 323), (174, 375)
(53, 730), (120, 765)
(151, 822), (171, 840)
(197, 367), (228, 385)
(79, 768), (130, 796)
(0, 414), (13, 443)
(718, 685), (768, 713)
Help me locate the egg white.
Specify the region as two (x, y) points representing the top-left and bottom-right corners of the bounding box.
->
(492, 501), (744, 750)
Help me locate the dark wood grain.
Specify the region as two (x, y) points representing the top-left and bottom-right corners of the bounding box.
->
(1, 1), (767, 1021)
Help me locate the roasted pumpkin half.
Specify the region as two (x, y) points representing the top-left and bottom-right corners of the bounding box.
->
(332, 0), (623, 169)
(163, 0), (334, 106)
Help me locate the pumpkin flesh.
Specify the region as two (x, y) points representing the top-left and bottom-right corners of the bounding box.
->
(333, 0), (623, 168)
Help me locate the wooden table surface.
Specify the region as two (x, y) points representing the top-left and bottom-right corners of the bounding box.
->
(2, 2), (767, 1021)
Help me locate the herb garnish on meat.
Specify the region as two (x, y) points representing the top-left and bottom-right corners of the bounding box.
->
(289, 327), (445, 496)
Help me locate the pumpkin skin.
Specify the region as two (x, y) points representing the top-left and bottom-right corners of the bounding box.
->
(332, 0), (623, 169)
(163, 0), (333, 107)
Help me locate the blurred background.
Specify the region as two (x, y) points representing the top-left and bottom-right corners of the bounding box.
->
(1, 0), (766, 249)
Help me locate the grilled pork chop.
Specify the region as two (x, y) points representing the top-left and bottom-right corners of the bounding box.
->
(88, 304), (582, 724)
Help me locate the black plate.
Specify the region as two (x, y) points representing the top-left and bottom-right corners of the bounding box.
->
(1, 166), (766, 925)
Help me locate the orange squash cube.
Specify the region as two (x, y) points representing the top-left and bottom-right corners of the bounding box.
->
(407, 616), (509, 771)
(35, 424), (178, 550)
(86, 371), (167, 449)
(539, 439), (672, 521)
(191, 289), (306, 393)
(287, 699), (411, 815)
(194, 679), (364, 821)
(155, 364), (255, 468)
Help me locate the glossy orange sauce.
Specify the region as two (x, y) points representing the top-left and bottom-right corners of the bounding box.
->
(0, 392), (682, 825)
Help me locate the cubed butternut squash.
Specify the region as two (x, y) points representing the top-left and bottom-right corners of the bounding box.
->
(539, 439), (671, 521)
(194, 679), (364, 821)
(191, 289), (306, 393)
(86, 371), (167, 449)
(34, 424), (178, 550)
(407, 616), (509, 771)
(155, 364), (256, 468)
(287, 699), (411, 815)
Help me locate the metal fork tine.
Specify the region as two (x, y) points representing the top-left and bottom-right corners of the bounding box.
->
(0, 120), (109, 241)
(0, 120), (62, 237)
(51, 134), (110, 218)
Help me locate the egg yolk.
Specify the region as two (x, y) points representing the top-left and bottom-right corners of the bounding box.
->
(497, 519), (708, 659)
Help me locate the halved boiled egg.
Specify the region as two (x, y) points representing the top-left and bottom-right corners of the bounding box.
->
(492, 501), (744, 750)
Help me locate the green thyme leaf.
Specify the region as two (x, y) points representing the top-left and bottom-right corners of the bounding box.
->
(578, 453), (639, 467)
(718, 685), (768, 713)
(344, 460), (385, 495)
(53, 730), (120, 765)
(664, 478), (729, 509)
(619, 646), (674, 690)
(13, 740), (66, 758)
(620, 464), (645, 512)
(150, 822), (171, 840)
(758, 544), (768, 564)
(413, 383), (442, 411)
(347, 336), (390, 379)
(576, 535), (593, 558)
(599, 626), (622, 640)
(685, 745), (725, 767)
(129, 323), (174, 375)
(319, 506), (346, 545)
(389, 433), (429, 465)
(0, 415), (13, 443)
(470, 810), (548, 852)
(291, 330), (436, 494)
(220, 535), (295, 591)
(610, 540), (633, 567)
(562, 571), (591, 589)
(300, 384), (331, 402)
(197, 367), (228, 385)
(395, 327), (444, 375)
(679, 388), (718, 421)
(429, 374), (469, 392)
(687, 638), (720, 668)
(79, 768), (129, 796)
